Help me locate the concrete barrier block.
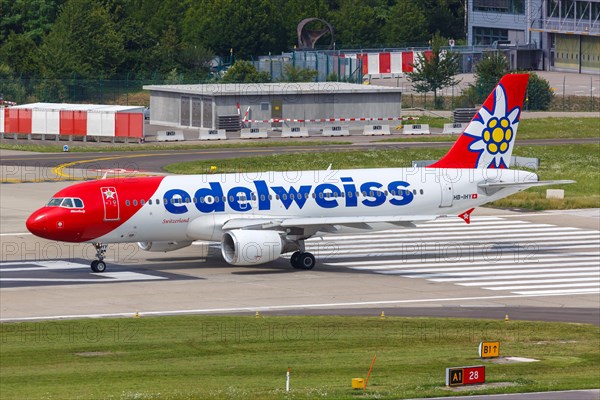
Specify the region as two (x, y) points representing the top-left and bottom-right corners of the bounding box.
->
(240, 127), (268, 139)
(281, 126), (309, 138)
(157, 130), (184, 141)
(546, 189), (564, 199)
(322, 126), (350, 137)
(402, 124), (430, 135)
(442, 122), (467, 134)
(199, 128), (227, 140)
(363, 124), (391, 136)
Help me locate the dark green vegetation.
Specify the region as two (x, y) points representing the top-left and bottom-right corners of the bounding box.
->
(0, 0), (465, 99)
(165, 143), (600, 210)
(1, 316), (598, 399)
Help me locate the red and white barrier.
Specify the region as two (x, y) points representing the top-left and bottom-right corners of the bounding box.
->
(1, 103), (145, 139)
(349, 50), (433, 77)
(242, 116), (417, 124)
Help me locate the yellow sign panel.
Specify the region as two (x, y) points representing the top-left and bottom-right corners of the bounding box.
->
(479, 341), (500, 358)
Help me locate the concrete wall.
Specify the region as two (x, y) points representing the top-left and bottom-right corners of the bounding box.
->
(151, 87), (402, 129)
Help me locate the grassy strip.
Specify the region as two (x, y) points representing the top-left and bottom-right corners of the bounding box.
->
(380, 117), (600, 143)
(0, 140), (351, 153)
(0, 316), (598, 399)
(164, 144), (599, 210)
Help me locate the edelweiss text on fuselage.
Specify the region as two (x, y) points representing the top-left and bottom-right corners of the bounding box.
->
(163, 177), (415, 214)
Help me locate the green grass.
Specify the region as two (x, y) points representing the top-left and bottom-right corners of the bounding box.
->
(1, 316), (598, 399)
(0, 140), (351, 153)
(164, 144), (599, 210)
(380, 117), (600, 143)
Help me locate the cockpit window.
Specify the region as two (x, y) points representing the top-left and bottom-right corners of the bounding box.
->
(62, 198), (74, 208)
(47, 198), (63, 206)
(46, 197), (84, 208)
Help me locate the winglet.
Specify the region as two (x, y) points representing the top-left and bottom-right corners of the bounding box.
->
(458, 208), (475, 224)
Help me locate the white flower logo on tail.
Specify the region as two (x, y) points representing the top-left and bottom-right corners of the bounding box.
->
(465, 84), (521, 169)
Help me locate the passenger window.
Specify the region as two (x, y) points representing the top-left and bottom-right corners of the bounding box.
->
(140, 199), (145, 205)
(276, 194), (280, 200)
(420, 189), (424, 195)
(156, 199), (160, 205)
(348, 191), (353, 198)
(133, 200), (138, 206)
(260, 194), (266, 201)
(148, 199), (152, 205)
(413, 189), (417, 195)
(73, 198), (84, 208)
(126, 200), (130, 206)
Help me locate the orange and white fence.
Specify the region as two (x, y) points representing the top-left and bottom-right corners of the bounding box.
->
(0, 103), (145, 140)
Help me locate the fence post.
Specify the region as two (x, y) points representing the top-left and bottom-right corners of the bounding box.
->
(562, 76), (565, 111)
(590, 76), (593, 112)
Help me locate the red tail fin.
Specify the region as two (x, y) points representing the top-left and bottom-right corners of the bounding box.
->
(430, 74), (529, 169)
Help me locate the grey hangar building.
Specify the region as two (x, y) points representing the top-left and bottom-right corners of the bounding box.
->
(143, 82), (403, 131)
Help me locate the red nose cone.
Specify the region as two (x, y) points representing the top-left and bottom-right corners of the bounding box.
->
(26, 209), (51, 239)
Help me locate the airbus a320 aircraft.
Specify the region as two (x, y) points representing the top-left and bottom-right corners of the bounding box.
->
(27, 74), (573, 272)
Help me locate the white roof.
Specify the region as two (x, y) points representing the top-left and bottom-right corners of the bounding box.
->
(143, 82), (402, 96)
(12, 103), (144, 113)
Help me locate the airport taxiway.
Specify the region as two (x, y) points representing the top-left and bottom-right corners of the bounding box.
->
(1, 171), (598, 323)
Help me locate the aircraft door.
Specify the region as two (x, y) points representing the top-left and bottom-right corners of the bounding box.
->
(101, 187), (120, 220)
(439, 181), (454, 208)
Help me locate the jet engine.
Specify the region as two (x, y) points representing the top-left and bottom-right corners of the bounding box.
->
(137, 241), (193, 252)
(221, 230), (283, 266)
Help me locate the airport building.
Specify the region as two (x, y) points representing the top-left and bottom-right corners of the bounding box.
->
(143, 82), (402, 130)
(467, 0), (600, 73)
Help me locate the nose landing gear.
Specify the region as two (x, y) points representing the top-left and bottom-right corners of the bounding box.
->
(91, 243), (108, 273)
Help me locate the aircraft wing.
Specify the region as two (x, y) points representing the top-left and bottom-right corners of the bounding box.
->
(221, 215), (439, 231)
(478, 180), (575, 189)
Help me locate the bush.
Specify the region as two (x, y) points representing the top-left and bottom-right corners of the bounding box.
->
(526, 73), (554, 111)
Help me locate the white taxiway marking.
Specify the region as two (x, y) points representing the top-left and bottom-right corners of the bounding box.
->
(322, 217), (600, 296)
(0, 261), (166, 282)
(0, 232), (32, 237)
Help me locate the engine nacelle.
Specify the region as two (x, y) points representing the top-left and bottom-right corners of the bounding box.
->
(137, 241), (193, 252)
(221, 230), (283, 266)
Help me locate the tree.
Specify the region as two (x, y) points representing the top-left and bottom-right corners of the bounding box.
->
(385, 1), (428, 46)
(0, 63), (28, 103)
(328, 0), (386, 47)
(471, 51), (509, 103)
(526, 73), (554, 111)
(37, 0), (124, 79)
(221, 60), (271, 83)
(406, 33), (461, 108)
(281, 64), (317, 82)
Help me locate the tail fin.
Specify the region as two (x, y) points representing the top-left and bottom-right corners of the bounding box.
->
(430, 73), (529, 169)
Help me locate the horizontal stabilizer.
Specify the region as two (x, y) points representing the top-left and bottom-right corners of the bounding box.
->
(478, 180), (575, 189)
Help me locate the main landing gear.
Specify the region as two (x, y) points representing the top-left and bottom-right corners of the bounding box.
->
(289, 240), (316, 270)
(91, 243), (107, 273)
(290, 251), (316, 270)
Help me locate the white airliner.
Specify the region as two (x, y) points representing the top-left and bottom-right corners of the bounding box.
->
(26, 74), (573, 272)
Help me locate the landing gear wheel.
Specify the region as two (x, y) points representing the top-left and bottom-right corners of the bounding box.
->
(91, 243), (108, 273)
(291, 252), (315, 270)
(298, 252), (315, 270)
(91, 260), (107, 273)
(290, 251), (301, 268)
